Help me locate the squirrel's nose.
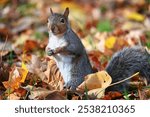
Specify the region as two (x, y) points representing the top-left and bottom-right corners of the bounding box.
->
(51, 25), (56, 31)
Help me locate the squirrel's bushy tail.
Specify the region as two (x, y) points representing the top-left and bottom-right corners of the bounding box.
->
(105, 46), (150, 92)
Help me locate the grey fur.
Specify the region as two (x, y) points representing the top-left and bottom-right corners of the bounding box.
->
(106, 46), (150, 92)
(47, 8), (93, 90)
(63, 29), (93, 89)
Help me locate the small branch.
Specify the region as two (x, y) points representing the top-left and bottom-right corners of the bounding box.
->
(109, 72), (140, 87)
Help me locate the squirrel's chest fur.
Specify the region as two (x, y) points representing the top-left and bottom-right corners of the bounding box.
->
(47, 34), (74, 83)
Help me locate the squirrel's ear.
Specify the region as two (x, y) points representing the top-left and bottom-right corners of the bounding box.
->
(50, 8), (53, 15)
(63, 7), (69, 18)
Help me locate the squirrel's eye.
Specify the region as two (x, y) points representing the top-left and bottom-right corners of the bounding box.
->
(60, 18), (65, 23)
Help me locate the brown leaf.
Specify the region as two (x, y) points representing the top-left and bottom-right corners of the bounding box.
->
(102, 91), (123, 100)
(28, 87), (52, 100)
(138, 86), (150, 100)
(0, 27), (12, 39)
(27, 55), (47, 82)
(88, 50), (104, 71)
(66, 90), (83, 100)
(14, 88), (27, 98)
(24, 40), (39, 52)
(45, 90), (66, 100)
(44, 58), (63, 90)
(0, 63), (9, 85)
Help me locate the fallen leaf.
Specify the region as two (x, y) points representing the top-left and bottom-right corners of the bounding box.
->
(125, 29), (144, 46)
(20, 61), (28, 83)
(14, 88), (27, 98)
(24, 40), (39, 52)
(3, 66), (28, 90)
(102, 91), (123, 100)
(97, 20), (113, 32)
(44, 58), (63, 90)
(28, 87), (56, 100)
(127, 12), (145, 22)
(105, 36), (116, 49)
(88, 88), (106, 98)
(45, 90), (66, 100)
(27, 55), (47, 82)
(77, 71), (112, 91)
(7, 93), (20, 100)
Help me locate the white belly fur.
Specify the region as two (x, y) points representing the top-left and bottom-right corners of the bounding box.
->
(55, 55), (72, 84)
(47, 33), (73, 84)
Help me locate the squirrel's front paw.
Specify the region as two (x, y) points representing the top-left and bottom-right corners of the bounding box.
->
(47, 49), (55, 56)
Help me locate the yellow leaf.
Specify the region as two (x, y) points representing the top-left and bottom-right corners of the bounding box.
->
(127, 12), (145, 22)
(21, 61), (28, 71)
(77, 71), (112, 91)
(105, 36), (116, 49)
(20, 62), (28, 83)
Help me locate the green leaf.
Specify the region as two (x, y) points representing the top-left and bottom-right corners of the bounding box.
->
(97, 20), (113, 32)
(84, 84), (89, 100)
(145, 31), (150, 39)
(123, 89), (130, 100)
(34, 32), (43, 40)
(146, 42), (150, 48)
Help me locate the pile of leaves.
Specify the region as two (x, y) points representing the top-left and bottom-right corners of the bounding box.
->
(1, 0), (150, 100)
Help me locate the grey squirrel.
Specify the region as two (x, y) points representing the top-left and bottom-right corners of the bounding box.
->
(45, 8), (93, 90)
(45, 7), (150, 92)
(106, 46), (150, 92)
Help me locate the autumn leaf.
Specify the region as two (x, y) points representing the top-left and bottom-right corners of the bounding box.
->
(28, 87), (52, 100)
(127, 12), (145, 22)
(77, 71), (112, 91)
(28, 86), (66, 100)
(105, 36), (116, 49)
(24, 40), (38, 52)
(102, 92), (123, 100)
(77, 71), (112, 98)
(7, 93), (21, 100)
(88, 88), (106, 98)
(2, 66), (28, 90)
(44, 58), (63, 90)
(97, 20), (113, 32)
(20, 61), (28, 83)
(45, 90), (66, 100)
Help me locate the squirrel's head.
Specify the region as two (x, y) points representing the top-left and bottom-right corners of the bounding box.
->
(48, 7), (69, 36)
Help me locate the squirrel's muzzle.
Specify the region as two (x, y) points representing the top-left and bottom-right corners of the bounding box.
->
(51, 25), (59, 34)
